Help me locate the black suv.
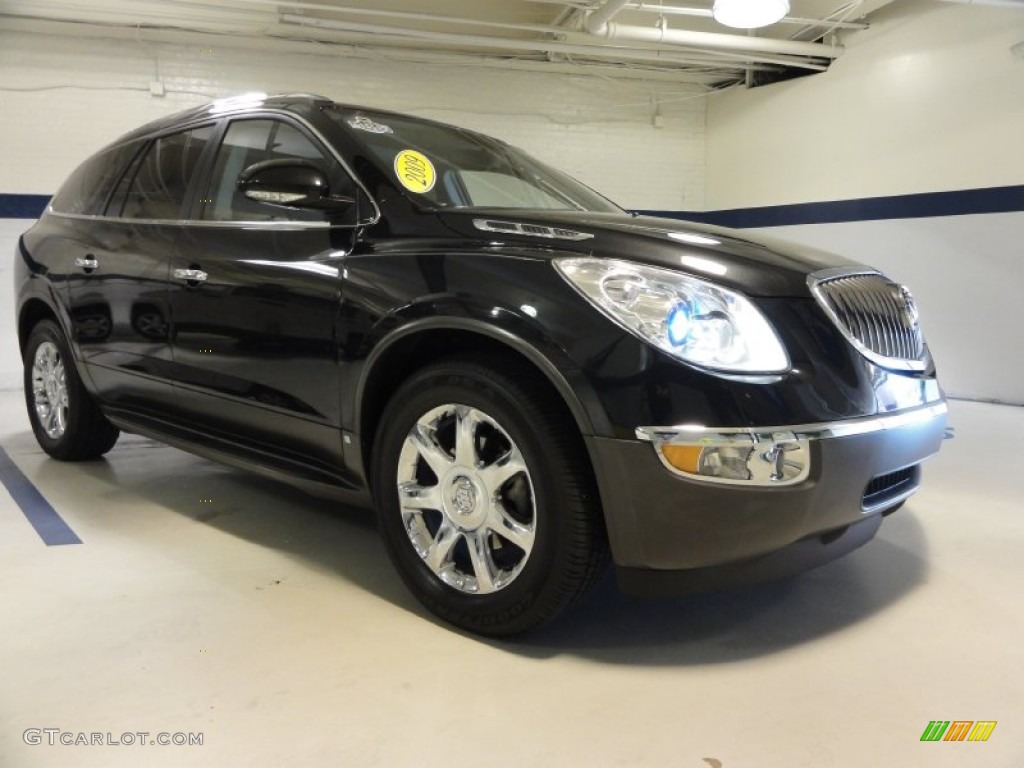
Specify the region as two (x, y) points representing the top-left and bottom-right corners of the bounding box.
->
(15, 93), (946, 635)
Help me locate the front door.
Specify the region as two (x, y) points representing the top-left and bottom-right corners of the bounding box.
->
(167, 117), (359, 476)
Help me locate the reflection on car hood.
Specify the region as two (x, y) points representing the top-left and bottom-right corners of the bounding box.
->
(438, 210), (859, 298)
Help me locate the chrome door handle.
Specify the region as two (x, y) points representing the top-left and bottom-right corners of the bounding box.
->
(173, 268), (208, 283)
(74, 256), (99, 271)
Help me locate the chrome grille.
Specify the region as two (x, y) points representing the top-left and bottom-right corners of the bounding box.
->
(809, 269), (926, 371)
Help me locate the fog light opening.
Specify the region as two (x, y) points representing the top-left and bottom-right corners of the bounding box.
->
(659, 443), (754, 481)
(699, 445), (753, 480)
(653, 432), (810, 486)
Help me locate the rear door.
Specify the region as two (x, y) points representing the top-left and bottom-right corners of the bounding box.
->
(167, 116), (359, 475)
(63, 124), (216, 418)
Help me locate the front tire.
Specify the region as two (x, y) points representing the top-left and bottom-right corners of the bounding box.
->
(372, 358), (607, 636)
(23, 319), (119, 460)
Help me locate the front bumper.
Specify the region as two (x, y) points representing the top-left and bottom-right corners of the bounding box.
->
(585, 401), (947, 595)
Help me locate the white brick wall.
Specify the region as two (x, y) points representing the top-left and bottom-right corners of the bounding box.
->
(0, 29), (706, 210)
(0, 27), (706, 390)
(707, 0), (1024, 208)
(705, 1), (1024, 404)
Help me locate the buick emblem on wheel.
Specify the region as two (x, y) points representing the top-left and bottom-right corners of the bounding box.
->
(451, 477), (477, 516)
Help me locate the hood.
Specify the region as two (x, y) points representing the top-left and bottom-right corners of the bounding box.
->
(437, 209), (857, 298)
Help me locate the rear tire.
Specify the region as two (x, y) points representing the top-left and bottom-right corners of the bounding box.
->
(372, 358), (607, 636)
(23, 319), (119, 461)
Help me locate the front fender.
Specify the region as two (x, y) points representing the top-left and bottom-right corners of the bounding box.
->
(354, 309), (609, 439)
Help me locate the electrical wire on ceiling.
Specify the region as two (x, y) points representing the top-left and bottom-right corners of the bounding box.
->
(788, 1), (864, 41)
(0, 83), (213, 100)
(0, 0), (876, 87)
(0, 31), (718, 128)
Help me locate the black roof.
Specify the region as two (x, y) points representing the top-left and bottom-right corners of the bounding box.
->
(115, 92), (334, 145)
(104, 92), (497, 153)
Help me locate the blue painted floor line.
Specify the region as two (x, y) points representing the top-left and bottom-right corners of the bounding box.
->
(0, 446), (81, 545)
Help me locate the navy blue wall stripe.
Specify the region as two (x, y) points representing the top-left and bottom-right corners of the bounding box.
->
(3, 184), (1023, 226)
(1, 194), (50, 219)
(639, 184), (1024, 229)
(0, 446), (82, 546)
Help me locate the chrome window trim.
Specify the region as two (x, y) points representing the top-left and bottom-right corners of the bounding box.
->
(47, 210), (333, 230)
(48, 106), (381, 229)
(807, 266), (927, 373)
(635, 400), (948, 443)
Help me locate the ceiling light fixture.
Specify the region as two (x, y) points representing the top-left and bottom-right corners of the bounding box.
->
(713, 0), (790, 29)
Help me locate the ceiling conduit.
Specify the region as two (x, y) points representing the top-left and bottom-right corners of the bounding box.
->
(277, 13), (830, 70)
(582, 0), (844, 58)
(939, 0), (1024, 6)
(584, 0), (633, 33)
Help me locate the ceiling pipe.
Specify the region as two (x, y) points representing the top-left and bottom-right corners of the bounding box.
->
(0, 0), (275, 32)
(575, 23), (842, 58)
(581, 0), (842, 58)
(159, 0), (569, 35)
(278, 14), (829, 71)
(585, 0), (633, 34)
(938, 0), (1024, 6)
(623, 3), (869, 29)
(0, 16), (726, 84)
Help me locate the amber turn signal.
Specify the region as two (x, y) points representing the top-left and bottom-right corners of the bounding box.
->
(660, 444), (703, 474)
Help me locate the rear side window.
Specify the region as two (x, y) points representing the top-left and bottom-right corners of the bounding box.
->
(120, 125), (215, 220)
(50, 141), (141, 216)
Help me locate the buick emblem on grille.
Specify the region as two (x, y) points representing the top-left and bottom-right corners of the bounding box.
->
(898, 285), (919, 325)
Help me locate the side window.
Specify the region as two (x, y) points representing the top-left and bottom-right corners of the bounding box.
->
(202, 118), (354, 222)
(51, 141), (142, 216)
(120, 125), (215, 220)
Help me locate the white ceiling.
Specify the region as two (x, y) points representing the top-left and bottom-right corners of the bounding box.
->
(2, 1), (901, 85)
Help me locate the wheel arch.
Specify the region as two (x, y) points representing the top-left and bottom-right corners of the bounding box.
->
(354, 318), (607, 489)
(17, 293), (99, 396)
(18, 297), (61, 354)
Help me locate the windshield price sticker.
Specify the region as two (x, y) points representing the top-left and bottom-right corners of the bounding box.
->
(394, 150), (436, 194)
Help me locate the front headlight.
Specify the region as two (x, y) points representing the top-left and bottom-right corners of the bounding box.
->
(554, 258), (789, 373)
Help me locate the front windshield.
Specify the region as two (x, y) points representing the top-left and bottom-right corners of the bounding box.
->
(327, 106), (622, 214)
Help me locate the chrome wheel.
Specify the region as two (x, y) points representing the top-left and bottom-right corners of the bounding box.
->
(31, 341), (69, 439)
(396, 403), (536, 595)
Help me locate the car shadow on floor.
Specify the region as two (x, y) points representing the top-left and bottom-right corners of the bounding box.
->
(19, 432), (929, 666)
(509, 513), (928, 665)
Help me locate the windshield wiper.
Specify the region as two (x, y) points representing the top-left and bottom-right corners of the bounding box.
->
(532, 175), (587, 212)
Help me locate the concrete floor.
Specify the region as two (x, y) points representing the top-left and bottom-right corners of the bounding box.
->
(1, 390), (1021, 768)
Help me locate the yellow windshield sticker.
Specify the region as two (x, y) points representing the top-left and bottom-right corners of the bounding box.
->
(394, 150), (436, 194)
